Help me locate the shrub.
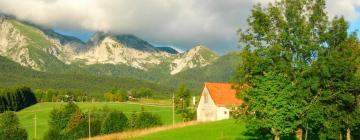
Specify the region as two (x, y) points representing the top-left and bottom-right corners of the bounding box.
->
(134, 111), (162, 129)
(43, 128), (66, 140)
(128, 112), (138, 129)
(48, 102), (79, 130)
(101, 111), (128, 134)
(0, 111), (28, 140)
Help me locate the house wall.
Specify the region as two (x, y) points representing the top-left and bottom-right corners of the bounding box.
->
(216, 106), (230, 120)
(197, 87), (218, 121)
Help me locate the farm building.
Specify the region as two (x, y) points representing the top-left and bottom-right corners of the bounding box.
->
(197, 82), (245, 121)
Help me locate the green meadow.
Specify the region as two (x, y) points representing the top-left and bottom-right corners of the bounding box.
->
(128, 119), (249, 140)
(16, 102), (181, 140)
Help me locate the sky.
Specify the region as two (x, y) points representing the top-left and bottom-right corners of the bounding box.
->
(0, 0), (359, 54)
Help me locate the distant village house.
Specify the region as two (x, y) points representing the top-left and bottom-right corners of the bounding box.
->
(197, 82), (245, 121)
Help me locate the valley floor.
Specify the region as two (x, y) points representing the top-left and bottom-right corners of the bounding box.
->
(16, 102), (182, 140)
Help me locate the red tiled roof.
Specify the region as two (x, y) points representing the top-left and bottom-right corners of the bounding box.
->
(204, 82), (245, 106)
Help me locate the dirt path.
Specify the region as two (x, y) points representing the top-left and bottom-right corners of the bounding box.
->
(85, 121), (201, 140)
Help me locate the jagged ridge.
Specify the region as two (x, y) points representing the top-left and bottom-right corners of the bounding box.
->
(0, 17), (221, 75)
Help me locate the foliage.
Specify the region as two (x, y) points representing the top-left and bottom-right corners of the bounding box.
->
(104, 87), (128, 102)
(34, 89), (89, 102)
(0, 111), (28, 140)
(235, 0), (360, 139)
(43, 102), (167, 139)
(174, 84), (195, 121)
(43, 128), (66, 140)
(0, 87), (37, 113)
(67, 114), (102, 139)
(0, 56), (174, 98)
(49, 102), (79, 130)
(129, 87), (153, 99)
(132, 111), (163, 129)
(18, 102), (179, 140)
(101, 111), (128, 134)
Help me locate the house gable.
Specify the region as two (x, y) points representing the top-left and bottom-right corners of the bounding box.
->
(197, 86), (216, 109)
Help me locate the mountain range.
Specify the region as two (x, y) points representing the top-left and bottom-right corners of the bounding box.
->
(0, 15), (240, 94)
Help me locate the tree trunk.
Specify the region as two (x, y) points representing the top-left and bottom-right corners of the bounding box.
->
(274, 135), (280, 140)
(340, 132), (343, 140)
(305, 127), (308, 140)
(296, 128), (303, 140)
(347, 128), (351, 140)
(271, 128), (280, 140)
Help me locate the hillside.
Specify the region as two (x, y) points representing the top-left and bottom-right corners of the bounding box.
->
(161, 52), (240, 90)
(0, 56), (173, 97)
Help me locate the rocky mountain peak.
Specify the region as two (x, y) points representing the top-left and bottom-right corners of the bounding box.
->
(170, 45), (219, 75)
(89, 32), (159, 53)
(0, 18), (221, 75)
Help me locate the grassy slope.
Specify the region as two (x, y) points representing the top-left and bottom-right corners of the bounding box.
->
(17, 102), (182, 140)
(0, 56), (173, 97)
(128, 119), (248, 140)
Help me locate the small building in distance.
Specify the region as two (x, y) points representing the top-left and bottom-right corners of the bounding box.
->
(197, 82), (245, 121)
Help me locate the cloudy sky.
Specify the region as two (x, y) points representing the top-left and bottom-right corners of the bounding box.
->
(0, 0), (359, 54)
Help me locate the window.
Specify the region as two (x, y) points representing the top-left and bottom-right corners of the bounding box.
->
(224, 111), (227, 115)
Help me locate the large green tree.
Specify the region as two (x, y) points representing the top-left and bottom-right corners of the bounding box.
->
(311, 20), (360, 139)
(235, 0), (359, 139)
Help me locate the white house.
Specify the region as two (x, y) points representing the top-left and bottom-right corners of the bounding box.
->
(197, 82), (245, 121)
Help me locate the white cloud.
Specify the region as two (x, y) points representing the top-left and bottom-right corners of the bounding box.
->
(0, 0), (358, 53)
(326, 0), (360, 21)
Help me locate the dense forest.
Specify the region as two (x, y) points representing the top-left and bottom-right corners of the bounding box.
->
(0, 56), (175, 98)
(0, 87), (37, 113)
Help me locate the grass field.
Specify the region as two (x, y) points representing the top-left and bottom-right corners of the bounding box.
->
(127, 119), (248, 140)
(16, 102), (181, 140)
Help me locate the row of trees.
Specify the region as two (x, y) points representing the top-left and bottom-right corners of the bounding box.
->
(34, 89), (92, 102)
(104, 87), (154, 102)
(235, 0), (360, 139)
(43, 103), (162, 140)
(36, 87), (155, 103)
(0, 87), (37, 113)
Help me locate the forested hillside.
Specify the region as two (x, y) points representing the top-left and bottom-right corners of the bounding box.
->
(0, 56), (173, 97)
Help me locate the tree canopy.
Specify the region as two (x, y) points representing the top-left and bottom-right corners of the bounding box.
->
(235, 0), (360, 139)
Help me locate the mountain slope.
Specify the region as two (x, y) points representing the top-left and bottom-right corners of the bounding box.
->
(0, 17), (83, 73)
(170, 45), (219, 75)
(156, 46), (179, 54)
(162, 52), (240, 90)
(0, 56), (173, 97)
(0, 16), (237, 92)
